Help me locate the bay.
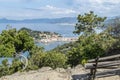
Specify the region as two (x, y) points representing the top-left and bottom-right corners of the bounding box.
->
(0, 23), (77, 50)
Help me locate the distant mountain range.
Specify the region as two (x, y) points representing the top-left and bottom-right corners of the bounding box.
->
(0, 16), (119, 24)
(0, 17), (77, 23)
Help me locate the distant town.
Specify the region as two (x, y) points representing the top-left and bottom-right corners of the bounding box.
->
(20, 27), (78, 43)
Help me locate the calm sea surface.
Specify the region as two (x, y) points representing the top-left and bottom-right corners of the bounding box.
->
(0, 23), (77, 50)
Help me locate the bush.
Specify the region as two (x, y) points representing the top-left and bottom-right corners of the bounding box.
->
(43, 51), (68, 69)
(0, 59), (23, 77)
(30, 51), (68, 69)
(67, 33), (116, 66)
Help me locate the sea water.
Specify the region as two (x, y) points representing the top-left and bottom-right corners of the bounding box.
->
(0, 23), (77, 50)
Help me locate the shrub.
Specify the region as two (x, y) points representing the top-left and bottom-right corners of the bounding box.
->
(30, 51), (68, 69)
(67, 33), (116, 66)
(43, 51), (68, 69)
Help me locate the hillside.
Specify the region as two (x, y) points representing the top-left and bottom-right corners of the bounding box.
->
(20, 27), (61, 40)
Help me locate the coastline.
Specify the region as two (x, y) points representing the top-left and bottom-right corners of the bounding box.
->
(35, 37), (78, 43)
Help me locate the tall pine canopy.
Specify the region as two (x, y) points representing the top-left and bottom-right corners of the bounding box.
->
(74, 11), (106, 36)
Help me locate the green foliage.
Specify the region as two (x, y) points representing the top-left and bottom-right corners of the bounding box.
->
(52, 42), (77, 53)
(10, 59), (23, 72)
(25, 60), (39, 71)
(104, 17), (120, 55)
(0, 28), (67, 77)
(0, 28), (35, 57)
(43, 51), (67, 69)
(30, 50), (68, 69)
(26, 46), (45, 70)
(65, 11), (115, 67)
(0, 59), (23, 77)
(107, 17), (120, 38)
(66, 33), (116, 66)
(29, 45), (44, 56)
(0, 28), (35, 77)
(74, 11), (106, 36)
(30, 47), (45, 68)
(0, 12), (119, 77)
(2, 59), (8, 66)
(53, 11), (117, 67)
(19, 27), (61, 40)
(15, 30), (34, 52)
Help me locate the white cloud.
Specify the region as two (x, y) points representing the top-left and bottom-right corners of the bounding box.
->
(46, 5), (57, 10)
(46, 5), (76, 14)
(27, 5), (77, 15)
(71, 0), (120, 17)
(54, 9), (76, 14)
(89, 0), (120, 4)
(0, 0), (120, 19)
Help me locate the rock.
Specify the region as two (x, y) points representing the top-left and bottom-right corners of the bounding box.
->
(55, 68), (66, 73)
(38, 67), (52, 72)
(0, 66), (120, 80)
(71, 65), (89, 75)
(0, 67), (70, 80)
(74, 64), (83, 69)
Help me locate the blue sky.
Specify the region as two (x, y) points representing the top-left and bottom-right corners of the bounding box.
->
(0, 0), (120, 20)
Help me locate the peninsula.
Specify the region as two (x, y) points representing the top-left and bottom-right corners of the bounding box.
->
(20, 27), (78, 43)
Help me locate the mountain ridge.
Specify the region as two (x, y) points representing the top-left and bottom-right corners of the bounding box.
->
(0, 17), (77, 23)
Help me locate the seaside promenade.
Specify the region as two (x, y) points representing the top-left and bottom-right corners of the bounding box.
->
(38, 37), (78, 43)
